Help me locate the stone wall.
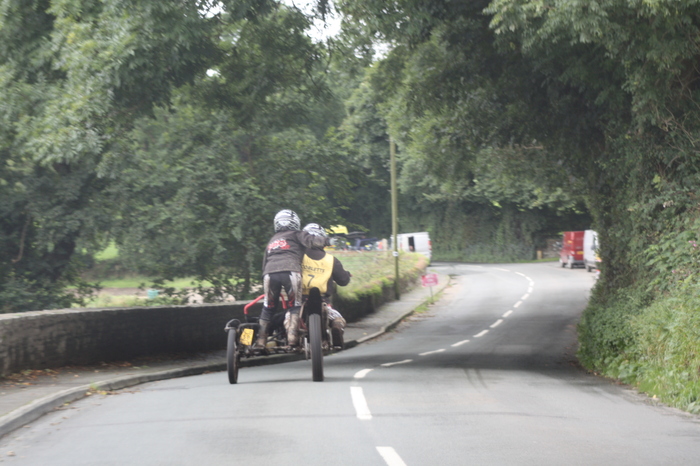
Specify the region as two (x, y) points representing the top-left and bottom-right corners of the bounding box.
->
(0, 301), (262, 377)
(0, 259), (427, 377)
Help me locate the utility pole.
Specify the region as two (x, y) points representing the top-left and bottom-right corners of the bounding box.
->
(390, 137), (400, 300)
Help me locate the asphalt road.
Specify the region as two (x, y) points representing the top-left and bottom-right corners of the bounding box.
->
(2, 262), (700, 465)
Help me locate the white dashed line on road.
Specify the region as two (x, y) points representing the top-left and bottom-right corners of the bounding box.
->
(351, 387), (372, 420)
(474, 330), (489, 338)
(451, 339), (470, 347)
(381, 359), (413, 367)
(503, 310), (513, 318)
(521, 293), (530, 300)
(419, 349), (446, 356)
(376, 447), (408, 466)
(354, 368), (374, 379)
(514, 300), (523, 308)
(490, 319), (504, 328)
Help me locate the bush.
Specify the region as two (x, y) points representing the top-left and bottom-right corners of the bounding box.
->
(630, 283), (700, 413)
(579, 280), (700, 413)
(578, 286), (647, 371)
(333, 251), (428, 321)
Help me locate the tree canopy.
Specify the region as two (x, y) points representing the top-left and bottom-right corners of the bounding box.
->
(5, 0), (700, 322)
(1, 0), (223, 310)
(0, 0), (353, 310)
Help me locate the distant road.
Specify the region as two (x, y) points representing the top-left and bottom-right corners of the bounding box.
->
(2, 262), (700, 465)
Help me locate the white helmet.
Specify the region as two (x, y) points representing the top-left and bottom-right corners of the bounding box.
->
(274, 209), (300, 232)
(303, 223), (327, 238)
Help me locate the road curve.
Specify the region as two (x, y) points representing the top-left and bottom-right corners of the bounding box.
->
(1, 262), (699, 465)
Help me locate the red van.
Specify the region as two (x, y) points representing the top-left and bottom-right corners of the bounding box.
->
(559, 231), (585, 268)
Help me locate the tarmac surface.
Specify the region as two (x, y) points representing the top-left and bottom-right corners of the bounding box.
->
(0, 273), (449, 439)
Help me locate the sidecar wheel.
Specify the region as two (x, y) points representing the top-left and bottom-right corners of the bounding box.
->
(227, 329), (239, 384)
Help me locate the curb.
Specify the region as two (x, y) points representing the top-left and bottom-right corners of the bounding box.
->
(0, 274), (450, 439)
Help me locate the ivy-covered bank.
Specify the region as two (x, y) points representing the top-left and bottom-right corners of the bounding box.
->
(580, 282), (700, 413)
(578, 144), (700, 413)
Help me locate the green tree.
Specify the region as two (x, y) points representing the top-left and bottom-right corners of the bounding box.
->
(336, 1), (590, 258)
(1, 0), (223, 311)
(0, 0), (340, 311)
(110, 96), (355, 300)
(100, 4), (359, 300)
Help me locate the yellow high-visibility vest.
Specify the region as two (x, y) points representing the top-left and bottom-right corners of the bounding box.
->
(301, 253), (334, 295)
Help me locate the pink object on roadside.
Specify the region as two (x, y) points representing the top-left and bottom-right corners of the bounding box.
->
(421, 273), (438, 287)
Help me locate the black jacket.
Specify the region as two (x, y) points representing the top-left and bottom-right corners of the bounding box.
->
(262, 230), (327, 276)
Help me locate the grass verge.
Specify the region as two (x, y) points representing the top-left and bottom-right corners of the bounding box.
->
(579, 281), (700, 414)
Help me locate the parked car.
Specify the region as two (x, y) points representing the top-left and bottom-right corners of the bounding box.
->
(393, 232), (432, 263)
(583, 229), (601, 272)
(559, 231), (585, 268)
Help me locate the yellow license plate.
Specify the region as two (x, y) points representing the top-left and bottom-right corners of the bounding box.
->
(240, 328), (254, 346)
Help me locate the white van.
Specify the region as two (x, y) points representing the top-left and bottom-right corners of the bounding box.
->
(393, 232), (432, 262)
(583, 230), (601, 272)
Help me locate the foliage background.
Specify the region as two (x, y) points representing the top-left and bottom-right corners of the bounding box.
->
(3, 0), (700, 413)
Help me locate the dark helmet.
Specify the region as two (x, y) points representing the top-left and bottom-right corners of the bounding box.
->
(274, 209), (300, 232)
(303, 223), (328, 238)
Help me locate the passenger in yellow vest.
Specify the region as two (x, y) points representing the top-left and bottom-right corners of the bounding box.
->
(285, 223), (351, 349)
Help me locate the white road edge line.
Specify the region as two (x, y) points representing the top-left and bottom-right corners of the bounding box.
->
(451, 339), (470, 347)
(419, 349), (446, 356)
(474, 330), (489, 338)
(514, 300), (523, 308)
(351, 387), (372, 420)
(515, 272), (526, 277)
(376, 447), (408, 466)
(490, 319), (504, 328)
(381, 359), (413, 367)
(354, 368), (374, 379)
(503, 310), (513, 318)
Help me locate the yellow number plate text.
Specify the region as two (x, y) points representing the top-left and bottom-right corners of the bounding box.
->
(240, 328), (254, 346)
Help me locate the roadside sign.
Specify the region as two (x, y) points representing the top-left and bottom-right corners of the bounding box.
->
(421, 273), (438, 287)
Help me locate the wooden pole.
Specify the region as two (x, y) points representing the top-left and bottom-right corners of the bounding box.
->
(390, 137), (400, 300)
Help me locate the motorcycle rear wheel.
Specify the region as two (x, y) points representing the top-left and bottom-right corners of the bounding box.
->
(309, 313), (324, 382)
